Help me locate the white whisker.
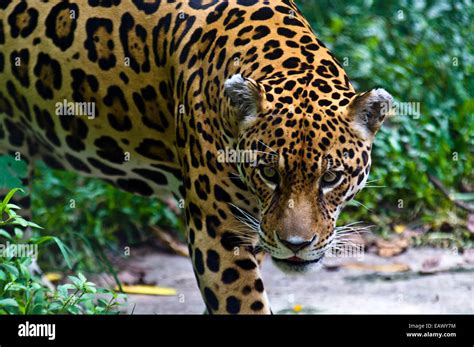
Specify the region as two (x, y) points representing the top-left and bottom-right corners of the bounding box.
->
(257, 140), (278, 154)
(349, 200), (372, 211)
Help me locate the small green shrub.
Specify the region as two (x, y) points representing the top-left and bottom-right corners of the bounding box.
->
(0, 188), (126, 315)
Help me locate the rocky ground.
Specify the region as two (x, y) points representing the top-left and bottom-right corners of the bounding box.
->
(100, 247), (474, 314)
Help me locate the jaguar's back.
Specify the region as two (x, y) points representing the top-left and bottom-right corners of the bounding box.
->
(0, 0), (185, 196)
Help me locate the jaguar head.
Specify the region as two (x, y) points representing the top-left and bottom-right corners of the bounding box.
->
(225, 74), (392, 273)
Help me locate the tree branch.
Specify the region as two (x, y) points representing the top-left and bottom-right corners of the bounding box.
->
(428, 174), (474, 213)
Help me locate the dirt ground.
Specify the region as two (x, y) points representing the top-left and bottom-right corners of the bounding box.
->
(103, 247), (474, 314)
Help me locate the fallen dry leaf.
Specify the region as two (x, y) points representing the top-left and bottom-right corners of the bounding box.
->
(421, 257), (441, 272)
(293, 304), (303, 313)
(343, 262), (410, 273)
(115, 285), (177, 296)
(393, 224), (406, 234)
(375, 238), (410, 257)
(418, 253), (468, 274)
(44, 272), (62, 282)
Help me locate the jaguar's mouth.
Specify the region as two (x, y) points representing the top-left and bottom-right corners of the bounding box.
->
(271, 255), (324, 273)
(286, 256), (307, 262)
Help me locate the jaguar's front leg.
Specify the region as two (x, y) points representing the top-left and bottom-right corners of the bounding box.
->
(185, 196), (271, 314)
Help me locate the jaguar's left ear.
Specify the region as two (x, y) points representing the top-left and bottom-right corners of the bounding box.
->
(224, 74), (266, 128)
(348, 88), (393, 140)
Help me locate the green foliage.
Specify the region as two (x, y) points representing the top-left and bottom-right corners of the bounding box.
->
(0, 189), (126, 314)
(32, 161), (183, 272)
(298, 0), (473, 230)
(0, 156), (27, 190)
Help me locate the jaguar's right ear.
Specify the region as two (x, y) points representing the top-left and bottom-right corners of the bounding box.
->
(348, 88), (393, 140)
(224, 74), (265, 128)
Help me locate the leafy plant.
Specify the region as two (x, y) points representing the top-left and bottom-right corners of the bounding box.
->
(0, 188), (126, 315)
(31, 161), (184, 273)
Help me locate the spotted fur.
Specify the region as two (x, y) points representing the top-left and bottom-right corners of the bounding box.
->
(0, 0), (392, 314)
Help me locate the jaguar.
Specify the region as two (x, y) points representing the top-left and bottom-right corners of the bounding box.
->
(0, 0), (392, 314)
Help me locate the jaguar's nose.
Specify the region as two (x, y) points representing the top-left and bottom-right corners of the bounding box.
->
(278, 235), (317, 252)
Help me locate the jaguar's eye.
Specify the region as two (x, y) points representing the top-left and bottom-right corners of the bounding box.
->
(260, 166), (280, 185)
(321, 171), (342, 188)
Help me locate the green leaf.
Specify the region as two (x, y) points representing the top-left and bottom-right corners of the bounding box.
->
(0, 298), (19, 308)
(1, 263), (19, 278)
(0, 229), (13, 240)
(68, 275), (83, 288)
(6, 203), (21, 210)
(30, 236), (74, 269)
(0, 188), (24, 214)
(14, 228), (24, 240)
(78, 273), (87, 282)
(0, 156), (28, 190)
